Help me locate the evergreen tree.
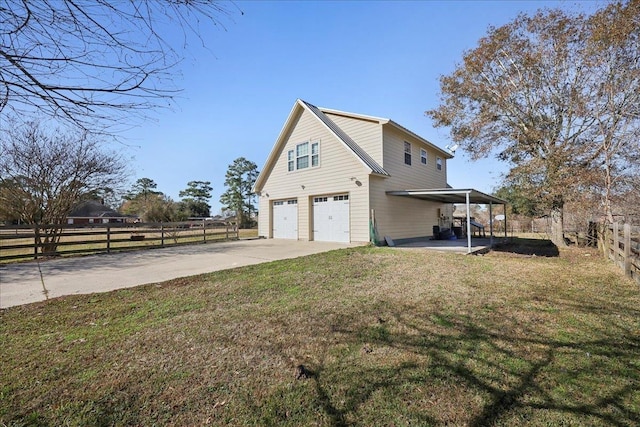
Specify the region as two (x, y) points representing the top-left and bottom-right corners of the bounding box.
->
(220, 158), (259, 228)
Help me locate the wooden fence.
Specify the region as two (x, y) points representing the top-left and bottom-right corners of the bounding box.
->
(0, 221), (239, 262)
(599, 222), (640, 285)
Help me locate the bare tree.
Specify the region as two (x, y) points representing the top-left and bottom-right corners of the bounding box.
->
(426, 2), (640, 246)
(0, 119), (127, 254)
(0, 1), (238, 132)
(586, 1), (640, 223)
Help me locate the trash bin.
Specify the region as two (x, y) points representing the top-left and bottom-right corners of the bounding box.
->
(432, 225), (440, 239)
(439, 228), (451, 240)
(452, 226), (463, 239)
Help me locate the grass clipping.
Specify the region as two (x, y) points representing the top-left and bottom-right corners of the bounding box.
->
(1, 241), (639, 426)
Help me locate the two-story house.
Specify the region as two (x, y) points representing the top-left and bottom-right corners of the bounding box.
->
(253, 99), (505, 246)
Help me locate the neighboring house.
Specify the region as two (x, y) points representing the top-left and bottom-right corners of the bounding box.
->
(253, 99), (505, 244)
(67, 200), (131, 225)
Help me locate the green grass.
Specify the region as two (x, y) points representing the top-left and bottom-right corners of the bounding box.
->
(1, 240), (639, 426)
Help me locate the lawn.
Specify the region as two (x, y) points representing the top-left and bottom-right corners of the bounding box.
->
(1, 240), (639, 426)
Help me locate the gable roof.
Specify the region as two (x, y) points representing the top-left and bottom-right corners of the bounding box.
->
(253, 99), (451, 192)
(319, 106), (453, 159)
(301, 100), (389, 176)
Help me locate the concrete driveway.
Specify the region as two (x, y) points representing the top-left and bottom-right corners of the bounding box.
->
(0, 239), (355, 309)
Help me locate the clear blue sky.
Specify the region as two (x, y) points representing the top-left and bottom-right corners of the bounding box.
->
(124, 0), (598, 214)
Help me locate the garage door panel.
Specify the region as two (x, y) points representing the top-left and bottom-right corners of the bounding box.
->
(273, 199), (298, 239)
(313, 195), (349, 243)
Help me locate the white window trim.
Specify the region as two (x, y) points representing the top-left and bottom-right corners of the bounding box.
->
(420, 149), (427, 165)
(436, 156), (443, 171)
(404, 141), (412, 166)
(288, 140), (320, 172)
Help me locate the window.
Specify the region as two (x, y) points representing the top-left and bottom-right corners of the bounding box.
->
(436, 157), (443, 171)
(314, 196), (328, 203)
(333, 195), (349, 201)
(287, 200), (297, 205)
(404, 141), (411, 165)
(311, 142), (319, 167)
(287, 150), (294, 172)
(288, 141), (320, 171)
(296, 142), (309, 169)
(421, 149), (427, 165)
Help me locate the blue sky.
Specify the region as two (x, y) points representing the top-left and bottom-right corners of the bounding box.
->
(124, 0), (598, 214)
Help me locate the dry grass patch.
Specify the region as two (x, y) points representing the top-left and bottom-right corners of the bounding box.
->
(1, 240), (639, 426)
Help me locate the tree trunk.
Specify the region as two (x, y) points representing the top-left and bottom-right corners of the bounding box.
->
(549, 200), (567, 248)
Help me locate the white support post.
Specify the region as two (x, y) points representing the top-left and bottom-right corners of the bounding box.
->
(489, 202), (494, 247)
(504, 204), (508, 238)
(466, 192), (472, 254)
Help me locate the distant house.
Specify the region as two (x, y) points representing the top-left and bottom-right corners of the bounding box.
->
(67, 200), (131, 225)
(253, 99), (505, 245)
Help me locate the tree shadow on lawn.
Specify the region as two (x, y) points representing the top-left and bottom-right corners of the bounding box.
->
(305, 300), (639, 426)
(492, 238), (560, 257)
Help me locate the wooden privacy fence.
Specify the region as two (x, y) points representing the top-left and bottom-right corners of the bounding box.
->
(0, 221), (239, 262)
(599, 222), (640, 285)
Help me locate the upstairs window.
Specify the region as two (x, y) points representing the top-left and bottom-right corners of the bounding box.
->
(287, 150), (294, 172)
(436, 157), (443, 171)
(288, 141), (320, 171)
(404, 141), (412, 165)
(420, 149), (427, 165)
(311, 142), (319, 167)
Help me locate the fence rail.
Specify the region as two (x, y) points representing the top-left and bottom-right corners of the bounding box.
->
(599, 222), (640, 285)
(0, 221), (239, 262)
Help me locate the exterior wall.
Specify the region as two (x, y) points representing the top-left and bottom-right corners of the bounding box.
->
(368, 126), (451, 240)
(381, 126), (448, 189)
(257, 109), (372, 242)
(323, 113), (383, 165)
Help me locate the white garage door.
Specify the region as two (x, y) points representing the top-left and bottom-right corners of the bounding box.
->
(313, 194), (350, 243)
(272, 199), (298, 239)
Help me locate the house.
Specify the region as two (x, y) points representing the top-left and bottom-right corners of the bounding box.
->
(253, 99), (505, 246)
(67, 200), (131, 225)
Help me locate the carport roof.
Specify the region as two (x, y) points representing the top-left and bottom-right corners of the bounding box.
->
(386, 188), (507, 205)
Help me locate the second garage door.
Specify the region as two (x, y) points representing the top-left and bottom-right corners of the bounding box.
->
(273, 199), (298, 239)
(313, 194), (350, 243)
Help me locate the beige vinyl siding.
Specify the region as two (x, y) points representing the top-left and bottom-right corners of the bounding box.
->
(367, 126), (450, 240)
(323, 113), (383, 165)
(381, 126), (448, 189)
(257, 109), (371, 242)
(369, 176), (442, 239)
(257, 196), (271, 238)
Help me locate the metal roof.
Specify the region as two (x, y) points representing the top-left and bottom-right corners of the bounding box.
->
(386, 188), (507, 205)
(300, 100), (390, 176)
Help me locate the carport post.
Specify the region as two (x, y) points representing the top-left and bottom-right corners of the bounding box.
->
(466, 192), (472, 254)
(489, 202), (493, 247)
(504, 205), (508, 238)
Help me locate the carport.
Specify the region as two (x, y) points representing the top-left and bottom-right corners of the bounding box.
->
(386, 188), (508, 254)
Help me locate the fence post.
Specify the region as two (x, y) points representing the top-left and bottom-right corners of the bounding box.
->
(203, 219), (206, 243)
(226, 223), (229, 240)
(161, 223), (164, 247)
(624, 223), (631, 278)
(34, 227), (38, 260)
(613, 222), (620, 264)
(107, 224), (111, 253)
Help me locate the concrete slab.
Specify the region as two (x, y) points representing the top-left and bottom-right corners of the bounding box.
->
(0, 239), (357, 309)
(394, 237), (497, 254)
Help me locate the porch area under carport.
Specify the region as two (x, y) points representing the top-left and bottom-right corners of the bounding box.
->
(386, 188), (508, 254)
